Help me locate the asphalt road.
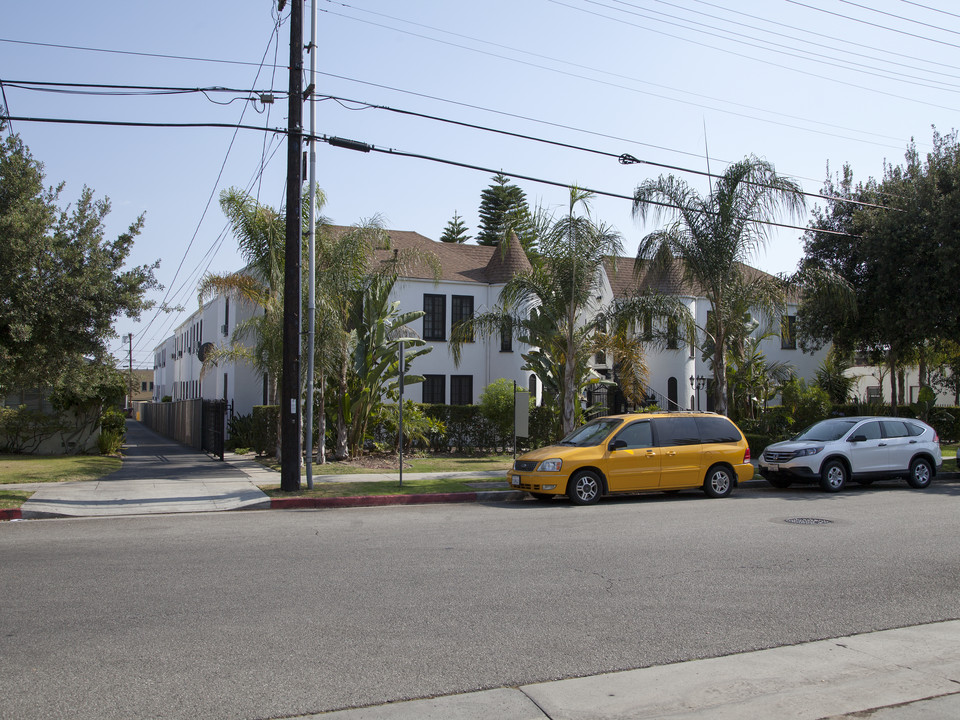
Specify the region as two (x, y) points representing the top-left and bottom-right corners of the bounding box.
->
(2, 479), (959, 720)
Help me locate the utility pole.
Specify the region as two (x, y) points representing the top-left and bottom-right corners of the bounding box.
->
(127, 332), (134, 411)
(304, 0), (318, 489)
(280, 0), (303, 492)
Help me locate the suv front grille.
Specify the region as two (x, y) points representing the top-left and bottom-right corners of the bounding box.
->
(764, 450), (795, 463)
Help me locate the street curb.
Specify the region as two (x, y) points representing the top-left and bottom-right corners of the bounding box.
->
(267, 489), (528, 510)
(0, 508), (22, 521)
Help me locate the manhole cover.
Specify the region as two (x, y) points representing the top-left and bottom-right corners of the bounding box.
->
(785, 517), (833, 525)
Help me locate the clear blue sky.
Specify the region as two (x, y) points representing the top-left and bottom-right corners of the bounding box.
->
(2, 0), (956, 369)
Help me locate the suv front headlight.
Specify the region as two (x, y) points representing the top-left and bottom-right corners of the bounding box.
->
(537, 458), (563, 472)
(794, 446), (824, 458)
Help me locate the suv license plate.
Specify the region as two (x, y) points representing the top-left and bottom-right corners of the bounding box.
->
(511, 475), (520, 486)
(768, 463), (779, 471)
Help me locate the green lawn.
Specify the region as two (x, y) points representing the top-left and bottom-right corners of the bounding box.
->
(0, 489), (33, 510)
(263, 477), (508, 498)
(0, 454), (122, 485)
(254, 453), (515, 476)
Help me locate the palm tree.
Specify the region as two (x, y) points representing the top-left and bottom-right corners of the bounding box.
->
(632, 156), (806, 416)
(453, 188), (689, 437)
(198, 188), (289, 401)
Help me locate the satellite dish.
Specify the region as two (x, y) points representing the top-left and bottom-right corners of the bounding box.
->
(197, 342), (215, 362)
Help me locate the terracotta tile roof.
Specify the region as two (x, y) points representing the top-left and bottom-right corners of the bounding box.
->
(603, 256), (784, 299)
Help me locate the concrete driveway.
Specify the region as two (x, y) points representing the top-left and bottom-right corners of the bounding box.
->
(20, 420), (270, 518)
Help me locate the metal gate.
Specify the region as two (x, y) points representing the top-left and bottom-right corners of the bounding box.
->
(201, 399), (226, 460)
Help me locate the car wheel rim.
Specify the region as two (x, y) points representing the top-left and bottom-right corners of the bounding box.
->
(577, 478), (597, 501)
(827, 466), (844, 488)
(915, 464), (930, 484)
(711, 472), (730, 494)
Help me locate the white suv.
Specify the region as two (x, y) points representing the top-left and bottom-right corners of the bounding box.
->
(759, 416), (942, 492)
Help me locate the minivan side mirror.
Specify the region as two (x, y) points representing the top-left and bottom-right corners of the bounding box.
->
(609, 439), (627, 451)
(848, 434), (867, 443)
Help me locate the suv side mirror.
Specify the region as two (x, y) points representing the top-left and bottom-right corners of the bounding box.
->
(848, 434), (867, 443)
(609, 439), (627, 451)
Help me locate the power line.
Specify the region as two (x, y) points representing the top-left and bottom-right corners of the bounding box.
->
(555, 0), (960, 111)
(838, 0), (960, 36)
(325, 3), (923, 148)
(784, 0), (960, 50)
(645, 0), (960, 82)
(898, 0), (960, 21)
(322, 93), (893, 211)
(318, 133), (857, 238)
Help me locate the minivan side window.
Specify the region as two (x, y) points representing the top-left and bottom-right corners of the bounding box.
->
(856, 421), (882, 440)
(613, 421), (653, 449)
(654, 417), (700, 446)
(695, 416), (741, 444)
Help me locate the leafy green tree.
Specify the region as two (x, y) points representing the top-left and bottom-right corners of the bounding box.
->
(801, 129), (960, 410)
(476, 173), (535, 251)
(632, 156), (806, 416)
(439, 211), (471, 243)
(0, 123), (159, 395)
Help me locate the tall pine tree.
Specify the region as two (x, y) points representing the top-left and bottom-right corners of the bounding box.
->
(476, 173), (535, 251)
(439, 211), (471, 243)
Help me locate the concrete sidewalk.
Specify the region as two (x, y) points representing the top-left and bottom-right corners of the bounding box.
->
(20, 420), (270, 518)
(300, 621), (960, 719)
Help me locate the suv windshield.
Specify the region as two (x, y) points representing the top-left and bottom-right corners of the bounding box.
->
(559, 419), (623, 447)
(793, 418), (860, 442)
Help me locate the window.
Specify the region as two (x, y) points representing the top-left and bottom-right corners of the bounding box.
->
(149, 382), (154, 391)
(422, 374), (446, 404)
(223, 373), (228, 401)
(880, 420), (910, 438)
(641, 313), (653, 342)
(595, 350), (606, 365)
(141, 382), (147, 392)
(263, 374), (269, 405)
(667, 376), (679, 409)
(866, 386), (882, 403)
(451, 375), (473, 405)
(223, 298), (230, 336)
(528, 374), (537, 402)
(614, 421), (653, 449)
(423, 294), (446, 341)
(451, 295), (474, 342)
(695, 416), (742, 444)
(654, 416), (700, 446)
(500, 318), (513, 352)
(667, 318), (679, 349)
(781, 315), (797, 350)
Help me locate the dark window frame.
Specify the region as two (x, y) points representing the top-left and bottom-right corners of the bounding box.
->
(450, 375), (473, 405)
(422, 374), (446, 405)
(423, 294), (446, 341)
(451, 295), (475, 342)
(781, 314), (797, 350)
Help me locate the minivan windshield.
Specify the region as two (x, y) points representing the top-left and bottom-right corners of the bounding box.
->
(792, 418), (860, 442)
(558, 419), (622, 447)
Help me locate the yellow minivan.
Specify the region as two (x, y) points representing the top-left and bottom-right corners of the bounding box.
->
(508, 412), (753, 505)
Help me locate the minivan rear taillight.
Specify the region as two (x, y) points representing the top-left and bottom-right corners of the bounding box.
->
(744, 447), (751, 463)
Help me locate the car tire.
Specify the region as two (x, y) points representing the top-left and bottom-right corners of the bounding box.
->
(567, 470), (602, 505)
(819, 459), (848, 492)
(703, 465), (734, 498)
(766, 476), (792, 489)
(529, 492), (554, 502)
(906, 458), (933, 489)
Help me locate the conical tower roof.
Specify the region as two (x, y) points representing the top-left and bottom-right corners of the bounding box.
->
(484, 231), (532, 283)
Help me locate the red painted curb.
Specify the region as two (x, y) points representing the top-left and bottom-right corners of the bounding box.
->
(0, 508), (23, 521)
(270, 492), (483, 510)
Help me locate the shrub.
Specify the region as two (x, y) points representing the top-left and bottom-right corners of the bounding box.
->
(251, 405), (279, 456)
(478, 379), (517, 449)
(226, 413), (255, 451)
(97, 429), (123, 455)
